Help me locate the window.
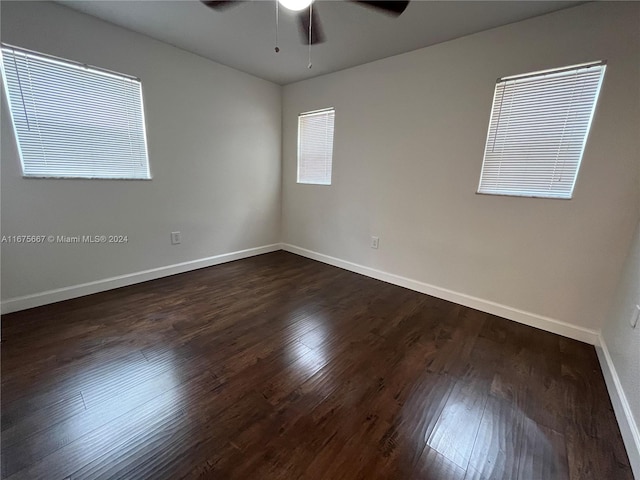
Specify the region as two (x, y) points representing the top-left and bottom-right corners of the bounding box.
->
(297, 108), (335, 185)
(1, 44), (150, 179)
(478, 61), (606, 199)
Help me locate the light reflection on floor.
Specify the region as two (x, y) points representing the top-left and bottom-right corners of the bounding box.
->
(403, 391), (568, 478)
(426, 399), (487, 469)
(64, 348), (183, 468)
(286, 312), (330, 378)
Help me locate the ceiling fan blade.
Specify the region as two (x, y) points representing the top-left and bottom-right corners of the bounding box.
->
(353, 1), (409, 17)
(297, 6), (326, 45)
(201, 1), (242, 10)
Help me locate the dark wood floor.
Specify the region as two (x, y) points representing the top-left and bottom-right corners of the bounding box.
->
(1, 251), (633, 480)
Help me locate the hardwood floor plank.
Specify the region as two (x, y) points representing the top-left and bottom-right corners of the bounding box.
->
(410, 446), (467, 480)
(71, 390), (273, 480)
(6, 370), (219, 480)
(466, 395), (524, 480)
(1, 251), (633, 480)
(565, 424), (634, 480)
(1, 391), (85, 436)
(426, 377), (489, 470)
(359, 372), (454, 478)
(517, 420), (569, 480)
(2, 357), (220, 477)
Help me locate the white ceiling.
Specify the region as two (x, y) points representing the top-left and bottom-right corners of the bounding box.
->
(58, 0), (582, 85)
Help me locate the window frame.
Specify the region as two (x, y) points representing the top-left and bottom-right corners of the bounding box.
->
(0, 43), (152, 180)
(477, 61), (606, 200)
(296, 107), (335, 186)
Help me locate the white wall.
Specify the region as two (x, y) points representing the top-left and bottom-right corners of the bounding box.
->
(282, 2), (640, 334)
(1, 2), (282, 303)
(601, 218), (640, 476)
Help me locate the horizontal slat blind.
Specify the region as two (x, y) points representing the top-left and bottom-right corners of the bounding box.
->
(297, 108), (335, 185)
(1, 45), (150, 179)
(478, 62), (605, 199)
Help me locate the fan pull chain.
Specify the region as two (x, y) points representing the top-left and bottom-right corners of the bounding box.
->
(308, 2), (312, 68)
(274, 0), (280, 53)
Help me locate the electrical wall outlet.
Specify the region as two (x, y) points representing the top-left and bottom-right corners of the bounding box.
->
(171, 231), (181, 245)
(630, 304), (640, 329)
(370, 236), (379, 249)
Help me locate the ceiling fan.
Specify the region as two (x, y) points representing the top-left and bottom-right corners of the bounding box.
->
(202, 0), (410, 45)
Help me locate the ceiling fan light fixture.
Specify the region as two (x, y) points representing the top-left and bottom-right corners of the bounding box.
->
(278, 0), (313, 12)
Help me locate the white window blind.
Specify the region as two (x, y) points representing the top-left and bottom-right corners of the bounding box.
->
(1, 44), (150, 179)
(297, 108), (335, 185)
(478, 61), (605, 199)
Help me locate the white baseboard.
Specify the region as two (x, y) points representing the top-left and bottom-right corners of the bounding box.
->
(2, 242), (600, 346)
(281, 243), (599, 345)
(1, 243), (281, 314)
(597, 337), (640, 479)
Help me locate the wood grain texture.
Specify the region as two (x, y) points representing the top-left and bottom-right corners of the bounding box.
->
(0, 251), (633, 480)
